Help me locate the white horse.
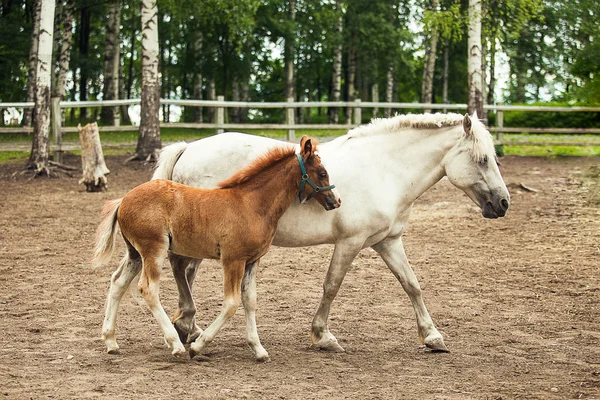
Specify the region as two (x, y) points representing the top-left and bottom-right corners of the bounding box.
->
(152, 112), (510, 353)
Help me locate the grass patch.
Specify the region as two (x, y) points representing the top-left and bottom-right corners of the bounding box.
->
(0, 151), (29, 164)
(504, 145), (600, 157)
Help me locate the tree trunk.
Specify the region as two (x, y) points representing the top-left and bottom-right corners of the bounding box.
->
(371, 83), (379, 118)
(193, 31), (203, 123)
(54, 0), (74, 101)
(50, 0), (63, 95)
(467, 0), (484, 117)
(284, 0), (296, 101)
(487, 36), (496, 106)
(207, 77), (216, 122)
(118, 56), (132, 125)
(240, 78), (249, 122)
(385, 66), (393, 117)
(345, 47), (356, 123)
(421, 0), (439, 111)
(231, 75), (240, 123)
(26, 0), (55, 175)
(78, 7), (91, 119)
(23, 0), (41, 128)
(442, 43), (449, 112)
(101, 0), (121, 126)
(328, 0), (343, 124)
(135, 0), (161, 161)
(78, 122), (109, 191)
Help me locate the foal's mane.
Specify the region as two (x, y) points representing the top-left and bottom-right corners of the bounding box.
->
(218, 146), (296, 189)
(347, 113), (494, 162)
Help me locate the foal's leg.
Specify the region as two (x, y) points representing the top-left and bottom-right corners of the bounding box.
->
(311, 239), (363, 352)
(169, 253), (203, 343)
(138, 243), (186, 357)
(372, 237), (448, 352)
(189, 259), (245, 359)
(241, 259), (270, 362)
(102, 252), (142, 354)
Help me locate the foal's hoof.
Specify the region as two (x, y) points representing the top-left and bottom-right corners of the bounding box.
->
(424, 335), (449, 353)
(106, 347), (120, 355)
(189, 347), (199, 359)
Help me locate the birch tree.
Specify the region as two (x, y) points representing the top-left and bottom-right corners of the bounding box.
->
(53, 0), (75, 101)
(328, 0), (343, 123)
(284, 0), (296, 102)
(26, 0), (55, 175)
(421, 0), (439, 107)
(101, 0), (121, 126)
(23, 0), (41, 127)
(134, 0), (161, 161)
(467, 0), (483, 117)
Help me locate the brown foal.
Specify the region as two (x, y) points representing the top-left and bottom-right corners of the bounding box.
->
(93, 136), (341, 361)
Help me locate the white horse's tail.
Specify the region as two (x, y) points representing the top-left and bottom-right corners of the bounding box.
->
(93, 198), (123, 268)
(152, 141), (188, 180)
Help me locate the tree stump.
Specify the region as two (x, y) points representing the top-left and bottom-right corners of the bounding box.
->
(78, 122), (110, 192)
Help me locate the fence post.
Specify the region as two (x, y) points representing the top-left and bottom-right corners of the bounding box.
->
(496, 102), (504, 156)
(216, 95), (224, 134)
(286, 97), (295, 141)
(51, 97), (63, 164)
(353, 99), (362, 126)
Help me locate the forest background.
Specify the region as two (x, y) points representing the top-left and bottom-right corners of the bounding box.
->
(0, 0), (599, 130)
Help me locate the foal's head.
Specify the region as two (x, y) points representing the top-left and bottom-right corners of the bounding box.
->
(298, 136), (341, 211)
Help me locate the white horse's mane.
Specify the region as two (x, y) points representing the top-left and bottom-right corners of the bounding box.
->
(347, 113), (495, 162)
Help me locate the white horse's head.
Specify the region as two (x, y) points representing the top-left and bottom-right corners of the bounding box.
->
(442, 112), (510, 218)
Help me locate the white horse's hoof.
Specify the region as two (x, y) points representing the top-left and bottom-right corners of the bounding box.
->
(106, 346), (120, 355)
(424, 334), (449, 352)
(256, 353), (271, 363)
(310, 336), (345, 352)
(171, 344), (187, 358)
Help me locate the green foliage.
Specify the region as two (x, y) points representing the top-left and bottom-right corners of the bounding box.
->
(503, 102), (600, 128)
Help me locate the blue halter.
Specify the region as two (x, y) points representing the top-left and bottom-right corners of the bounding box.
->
(296, 153), (336, 203)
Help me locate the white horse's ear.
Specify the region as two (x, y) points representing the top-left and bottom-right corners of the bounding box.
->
(463, 113), (472, 135)
(472, 110), (479, 121)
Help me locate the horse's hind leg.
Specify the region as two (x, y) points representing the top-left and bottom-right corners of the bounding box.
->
(169, 253), (203, 343)
(102, 251), (142, 354)
(189, 259), (245, 359)
(241, 259), (269, 362)
(372, 237), (448, 352)
(138, 242), (186, 357)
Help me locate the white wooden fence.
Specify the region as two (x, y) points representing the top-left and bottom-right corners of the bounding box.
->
(1, 97), (600, 153)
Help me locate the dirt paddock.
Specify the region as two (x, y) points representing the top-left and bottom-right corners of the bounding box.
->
(0, 153), (599, 399)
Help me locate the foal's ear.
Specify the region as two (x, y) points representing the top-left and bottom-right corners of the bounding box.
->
(300, 135), (317, 159)
(463, 113), (472, 136)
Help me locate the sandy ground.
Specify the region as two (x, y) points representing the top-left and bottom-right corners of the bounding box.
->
(0, 153), (599, 399)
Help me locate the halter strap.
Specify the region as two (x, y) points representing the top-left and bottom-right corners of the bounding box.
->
(296, 153), (336, 203)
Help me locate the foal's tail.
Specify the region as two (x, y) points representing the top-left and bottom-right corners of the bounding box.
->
(152, 141), (188, 180)
(92, 198), (123, 268)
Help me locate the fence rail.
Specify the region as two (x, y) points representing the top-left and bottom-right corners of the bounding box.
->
(1, 98), (600, 154)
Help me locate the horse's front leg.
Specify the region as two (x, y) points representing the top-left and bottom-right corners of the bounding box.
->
(372, 237), (448, 352)
(311, 239), (363, 352)
(241, 259), (270, 362)
(169, 253), (203, 343)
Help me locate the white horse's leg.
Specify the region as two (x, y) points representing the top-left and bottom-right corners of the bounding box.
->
(311, 239), (363, 352)
(241, 260), (270, 362)
(102, 253), (142, 354)
(138, 247), (186, 357)
(169, 253), (203, 343)
(189, 260), (245, 359)
(372, 237), (448, 352)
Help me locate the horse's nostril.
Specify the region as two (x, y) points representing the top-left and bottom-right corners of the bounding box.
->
(500, 198), (509, 210)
